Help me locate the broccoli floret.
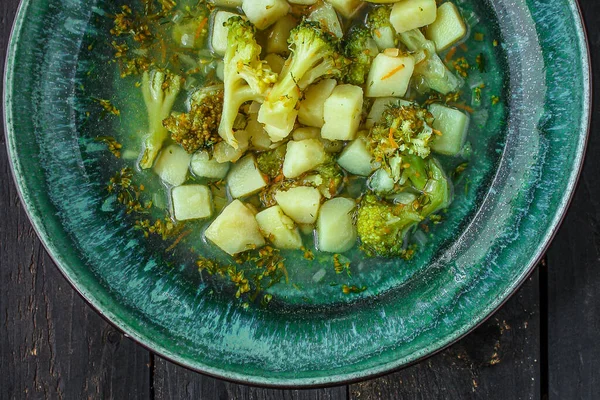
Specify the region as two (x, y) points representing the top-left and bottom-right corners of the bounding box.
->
(398, 29), (462, 95)
(369, 104), (435, 166)
(163, 86), (224, 153)
(356, 192), (422, 257)
(343, 27), (379, 85)
(419, 159), (451, 216)
(311, 159), (345, 198)
(219, 17), (278, 149)
(139, 69), (182, 169)
(256, 145), (287, 179)
(357, 159), (451, 257)
(366, 6), (397, 50)
(258, 20), (349, 141)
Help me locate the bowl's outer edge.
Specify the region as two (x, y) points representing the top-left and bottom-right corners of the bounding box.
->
(2, 0), (592, 388)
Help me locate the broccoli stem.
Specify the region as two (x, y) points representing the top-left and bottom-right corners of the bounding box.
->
(139, 70), (182, 169)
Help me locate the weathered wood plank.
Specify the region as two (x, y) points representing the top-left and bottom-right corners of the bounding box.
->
(0, 2), (152, 399)
(0, 128), (153, 400)
(350, 272), (541, 400)
(153, 360), (348, 400)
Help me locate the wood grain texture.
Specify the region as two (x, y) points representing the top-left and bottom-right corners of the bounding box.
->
(349, 272), (541, 400)
(545, 2), (600, 398)
(153, 361), (347, 400)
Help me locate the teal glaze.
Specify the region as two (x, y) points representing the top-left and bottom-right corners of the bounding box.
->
(4, 0), (591, 386)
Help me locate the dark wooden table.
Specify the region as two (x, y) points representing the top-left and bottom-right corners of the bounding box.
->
(1, 1), (598, 399)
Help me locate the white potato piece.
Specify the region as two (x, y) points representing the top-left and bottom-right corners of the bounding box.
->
(372, 25), (397, 51)
(242, 0), (290, 30)
(211, 11), (240, 56)
(292, 127), (320, 141)
(325, 0), (365, 18)
(337, 137), (373, 176)
(246, 113), (273, 150)
(429, 103), (470, 156)
(366, 53), (415, 98)
(256, 206), (303, 249)
(213, 130), (249, 163)
(266, 15), (297, 54)
(390, 0), (437, 34)
(190, 150), (230, 180)
(153, 144), (191, 186)
(366, 98), (415, 128)
(282, 139), (327, 178)
(317, 197), (357, 253)
(227, 154), (268, 198)
(425, 2), (467, 51)
(298, 79), (337, 128)
(308, 2), (343, 38)
(298, 223), (315, 235)
(209, 0), (243, 7)
(172, 185), (213, 221)
(321, 85), (363, 141)
(264, 53), (286, 74)
(205, 200), (266, 255)
(275, 186), (322, 224)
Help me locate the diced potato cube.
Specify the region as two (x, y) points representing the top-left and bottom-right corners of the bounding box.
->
(337, 137), (373, 176)
(366, 98), (415, 128)
(246, 113), (273, 151)
(209, 0), (243, 7)
(298, 223), (315, 235)
(321, 85), (363, 141)
(292, 127), (320, 141)
(425, 2), (466, 51)
(242, 0), (290, 30)
(266, 15), (297, 54)
(366, 53), (415, 98)
(425, 2), (467, 51)
(275, 186), (322, 224)
(213, 130), (249, 163)
(190, 150), (230, 180)
(205, 200), (265, 255)
(390, 0), (437, 34)
(256, 206), (303, 249)
(282, 139), (327, 178)
(298, 79), (337, 128)
(264, 53), (286, 74)
(325, 0), (365, 18)
(211, 11), (240, 56)
(317, 197), (357, 253)
(429, 103), (469, 155)
(258, 103), (297, 142)
(153, 144), (191, 186)
(227, 154), (268, 198)
(172, 185), (213, 221)
(372, 25), (397, 51)
(308, 2), (343, 38)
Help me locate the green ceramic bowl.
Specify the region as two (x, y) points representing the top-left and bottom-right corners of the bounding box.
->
(4, 0), (591, 387)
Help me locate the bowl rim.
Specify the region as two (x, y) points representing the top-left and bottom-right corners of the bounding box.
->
(3, 0), (592, 388)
